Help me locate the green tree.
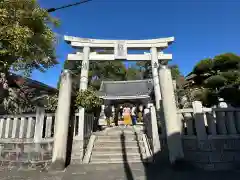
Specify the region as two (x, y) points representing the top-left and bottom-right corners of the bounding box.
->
(75, 87), (103, 113)
(61, 60), (141, 91)
(136, 61), (152, 79)
(136, 61), (182, 80)
(0, 0), (59, 113)
(186, 53), (240, 107)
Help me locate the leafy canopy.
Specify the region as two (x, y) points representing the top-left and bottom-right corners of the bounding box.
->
(0, 0), (59, 113)
(186, 53), (240, 107)
(0, 0), (59, 74)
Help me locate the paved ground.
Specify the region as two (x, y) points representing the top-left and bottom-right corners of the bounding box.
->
(0, 163), (240, 180)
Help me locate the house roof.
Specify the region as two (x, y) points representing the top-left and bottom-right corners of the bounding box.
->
(8, 73), (58, 100)
(97, 79), (153, 100)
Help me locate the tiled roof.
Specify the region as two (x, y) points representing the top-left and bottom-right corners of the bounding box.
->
(98, 79), (153, 98)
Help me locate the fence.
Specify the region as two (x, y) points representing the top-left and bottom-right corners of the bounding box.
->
(0, 107), (95, 166)
(0, 107), (55, 167)
(70, 112), (95, 163)
(0, 111), (95, 140)
(0, 109), (55, 141)
(179, 101), (240, 170)
(143, 112), (153, 150)
(178, 101), (240, 138)
(73, 113), (94, 135)
(143, 106), (161, 155)
(73, 113), (95, 145)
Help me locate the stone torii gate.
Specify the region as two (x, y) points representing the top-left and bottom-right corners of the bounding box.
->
(51, 36), (183, 169)
(65, 35), (173, 109)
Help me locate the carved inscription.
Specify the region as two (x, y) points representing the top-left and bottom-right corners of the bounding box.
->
(114, 41), (127, 59)
(82, 62), (88, 70)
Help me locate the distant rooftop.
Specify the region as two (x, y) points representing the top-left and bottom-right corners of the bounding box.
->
(8, 73), (58, 99)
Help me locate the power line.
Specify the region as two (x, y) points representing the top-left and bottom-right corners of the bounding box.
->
(47, 0), (92, 12)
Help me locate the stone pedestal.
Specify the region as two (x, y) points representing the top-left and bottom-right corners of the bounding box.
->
(51, 70), (72, 170)
(158, 65), (184, 164)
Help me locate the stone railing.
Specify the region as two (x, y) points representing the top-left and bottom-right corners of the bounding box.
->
(0, 107), (96, 167)
(0, 108), (55, 168)
(143, 106), (161, 156)
(71, 112), (95, 164)
(143, 111), (153, 150)
(178, 101), (240, 170)
(178, 102), (240, 137)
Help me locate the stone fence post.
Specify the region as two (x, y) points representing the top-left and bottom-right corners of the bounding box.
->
(34, 107), (45, 144)
(192, 101), (207, 140)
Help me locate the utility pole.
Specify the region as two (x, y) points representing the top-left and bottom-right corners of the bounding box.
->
(47, 0), (92, 12)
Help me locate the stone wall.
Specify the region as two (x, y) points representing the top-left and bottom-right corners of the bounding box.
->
(0, 139), (53, 169)
(183, 136), (240, 170)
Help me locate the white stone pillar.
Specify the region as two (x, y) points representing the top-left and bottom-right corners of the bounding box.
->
(150, 47), (161, 110)
(51, 70), (72, 170)
(34, 107), (45, 143)
(150, 106), (161, 155)
(78, 46), (90, 161)
(80, 46), (90, 90)
(192, 101), (207, 140)
(158, 65), (184, 164)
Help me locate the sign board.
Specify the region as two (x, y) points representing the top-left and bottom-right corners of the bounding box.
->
(114, 41), (127, 59)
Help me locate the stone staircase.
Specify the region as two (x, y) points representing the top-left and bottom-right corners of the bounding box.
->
(89, 126), (148, 164)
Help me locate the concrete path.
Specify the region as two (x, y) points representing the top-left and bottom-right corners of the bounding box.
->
(0, 163), (240, 180)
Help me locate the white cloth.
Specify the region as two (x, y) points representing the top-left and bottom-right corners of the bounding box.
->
(144, 108), (150, 115)
(131, 107), (136, 116)
(219, 102), (228, 108)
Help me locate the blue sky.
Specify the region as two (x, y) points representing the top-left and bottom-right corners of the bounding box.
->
(34, 0), (240, 87)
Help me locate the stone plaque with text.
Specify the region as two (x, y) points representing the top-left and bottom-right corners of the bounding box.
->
(114, 41), (127, 59)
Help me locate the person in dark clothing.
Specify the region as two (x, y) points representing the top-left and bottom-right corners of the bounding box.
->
(119, 105), (123, 121)
(104, 105), (112, 127)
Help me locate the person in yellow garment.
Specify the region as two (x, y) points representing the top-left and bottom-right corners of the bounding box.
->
(123, 104), (132, 126)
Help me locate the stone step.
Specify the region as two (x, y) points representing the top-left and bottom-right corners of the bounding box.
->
(91, 153), (145, 160)
(94, 141), (144, 148)
(92, 147), (145, 154)
(102, 133), (142, 136)
(95, 132), (143, 136)
(96, 135), (142, 141)
(90, 159), (145, 164)
(96, 138), (140, 143)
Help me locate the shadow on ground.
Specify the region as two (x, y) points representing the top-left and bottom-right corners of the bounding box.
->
(1, 130), (240, 180)
(120, 131), (240, 180)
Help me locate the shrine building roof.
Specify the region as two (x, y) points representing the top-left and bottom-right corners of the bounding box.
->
(97, 79), (153, 100)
